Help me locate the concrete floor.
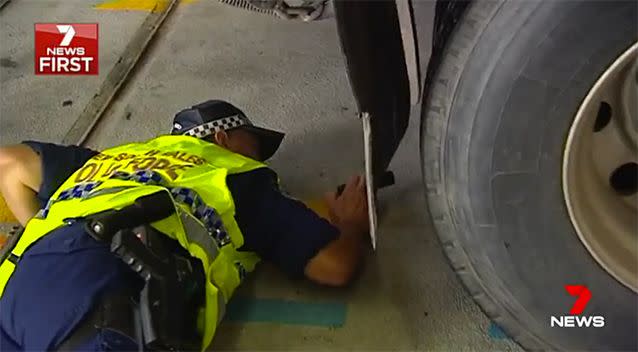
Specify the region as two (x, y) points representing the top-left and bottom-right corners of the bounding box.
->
(0, 1), (522, 351)
(0, 0), (148, 144)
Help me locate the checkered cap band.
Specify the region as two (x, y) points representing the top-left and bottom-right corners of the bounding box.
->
(181, 115), (247, 139)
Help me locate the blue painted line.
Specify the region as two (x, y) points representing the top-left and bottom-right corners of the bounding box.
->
(488, 322), (508, 339)
(225, 297), (347, 327)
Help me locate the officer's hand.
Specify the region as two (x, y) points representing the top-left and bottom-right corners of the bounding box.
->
(324, 175), (369, 235)
(306, 175), (368, 286)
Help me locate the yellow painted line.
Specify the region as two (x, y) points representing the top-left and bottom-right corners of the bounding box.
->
(303, 198), (331, 222)
(0, 235), (7, 249)
(0, 194), (17, 223)
(95, 0), (198, 12)
(95, 0), (170, 12)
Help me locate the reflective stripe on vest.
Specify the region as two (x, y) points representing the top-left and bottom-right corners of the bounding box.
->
(0, 135), (268, 351)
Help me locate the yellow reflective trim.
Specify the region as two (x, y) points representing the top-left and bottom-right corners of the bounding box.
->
(202, 282), (221, 351)
(0, 260), (15, 297)
(11, 218), (54, 256)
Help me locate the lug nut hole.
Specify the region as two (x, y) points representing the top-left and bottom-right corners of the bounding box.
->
(610, 162), (638, 196)
(593, 101), (612, 132)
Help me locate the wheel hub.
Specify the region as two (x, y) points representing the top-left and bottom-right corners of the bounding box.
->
(563, 43), (638, 293)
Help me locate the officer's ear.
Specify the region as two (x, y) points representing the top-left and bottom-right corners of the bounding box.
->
(213, 130), (230, 148)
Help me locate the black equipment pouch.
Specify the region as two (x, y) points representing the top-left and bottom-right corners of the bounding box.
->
(83, 191), (205, 351)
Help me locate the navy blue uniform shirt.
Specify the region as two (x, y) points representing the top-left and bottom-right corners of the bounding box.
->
(0, 141), (338, 351)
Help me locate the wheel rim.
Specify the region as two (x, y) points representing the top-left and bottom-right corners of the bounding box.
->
(563, 43), (638, 293)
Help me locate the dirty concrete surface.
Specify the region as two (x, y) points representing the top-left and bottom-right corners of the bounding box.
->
(0, 0), (148, 143)
(0, 0), (521, 350)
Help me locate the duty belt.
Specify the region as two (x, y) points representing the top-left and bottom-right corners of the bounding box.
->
(85, 191), (205, 351)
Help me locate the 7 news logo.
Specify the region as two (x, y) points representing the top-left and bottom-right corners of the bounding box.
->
(551, 285), (605, 328)
(34, 23), (98, 75)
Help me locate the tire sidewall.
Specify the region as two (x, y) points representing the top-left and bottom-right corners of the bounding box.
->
(423, 1), (637, 350)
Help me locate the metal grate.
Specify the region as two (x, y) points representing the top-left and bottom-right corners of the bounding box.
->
(217, 0), (277, 16)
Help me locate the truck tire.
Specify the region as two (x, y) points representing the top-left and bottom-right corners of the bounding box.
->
(421, 1), (637, 351)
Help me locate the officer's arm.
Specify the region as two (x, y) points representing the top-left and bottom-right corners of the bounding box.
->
(304, 224), (366, 287)
(304, 175), (368, 287)
(0, 145), (43, 225)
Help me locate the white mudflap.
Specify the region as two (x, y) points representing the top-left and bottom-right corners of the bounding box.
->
(361, 112), (377, 250)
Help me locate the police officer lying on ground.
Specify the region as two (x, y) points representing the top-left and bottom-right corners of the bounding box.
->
(0, 100), (369, 351)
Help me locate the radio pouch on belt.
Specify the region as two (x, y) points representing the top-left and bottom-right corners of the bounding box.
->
(86, 191), (205, 351)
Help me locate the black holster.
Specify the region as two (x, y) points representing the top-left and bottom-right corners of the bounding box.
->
(73, 191), (205, 351)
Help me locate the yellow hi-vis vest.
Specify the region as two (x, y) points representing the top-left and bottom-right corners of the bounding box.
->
(0, 135), (267, 350)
